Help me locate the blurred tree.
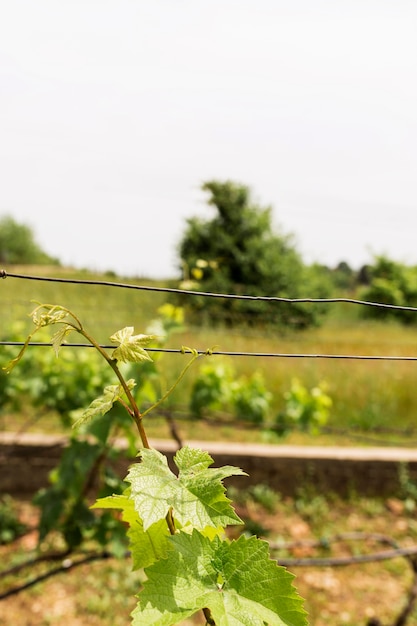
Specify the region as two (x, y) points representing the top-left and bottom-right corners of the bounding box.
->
(357, 264), (371, 286)
(177, 180), (324, 328)
(0, 215), (59, 265)
(331, 261), (356, 291)
(360, 255), (417, 324)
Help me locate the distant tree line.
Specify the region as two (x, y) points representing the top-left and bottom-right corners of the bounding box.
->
(0, 215), (59, 266)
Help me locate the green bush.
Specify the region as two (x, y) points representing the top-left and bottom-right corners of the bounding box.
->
(360, 255), (417, 324)
(189, 362), (272, 424)
(0, 495), (27, 544)
(276, 378), (332, 435)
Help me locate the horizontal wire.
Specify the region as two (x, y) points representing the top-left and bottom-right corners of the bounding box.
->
(1, 341), (417, 361)
(2, 269), (417, 312)
(1, 270), (416, 361)
(277, 546), (417, 568)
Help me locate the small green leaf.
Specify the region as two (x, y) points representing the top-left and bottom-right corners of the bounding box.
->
(132, 531), (307, 626)
(31, 304), (69, 328)
(126, 446), (246, 531)
(51, 325), (75, 356)
(2, 332), (34, 373)
(110, 327), (155, 363)
(93, 493), (170, 570)
(72, 379), (136, 428)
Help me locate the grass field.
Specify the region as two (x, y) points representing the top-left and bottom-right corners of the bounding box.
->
(1, 264), (417, 445)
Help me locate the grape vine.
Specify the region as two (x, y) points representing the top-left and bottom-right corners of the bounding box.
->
(4, 303), (308, 625)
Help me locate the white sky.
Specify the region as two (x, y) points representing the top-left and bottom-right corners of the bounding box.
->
(0, 0), (416, 278)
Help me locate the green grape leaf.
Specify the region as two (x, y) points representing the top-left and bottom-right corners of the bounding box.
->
(51, 325), (75, 356)
(110, 327), (155, 363)
(72, 379), (136, 428)
(126, 446), (246, 531)
(93, 493), (170, 570)
(132, 531), (307, 626)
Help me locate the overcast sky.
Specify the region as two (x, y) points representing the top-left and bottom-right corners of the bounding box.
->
(1, 1), (416, 278)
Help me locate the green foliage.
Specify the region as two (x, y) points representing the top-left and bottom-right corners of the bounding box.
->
(360, 255), (417, 324)
(190, 362), (272, 425)
(398, 463), (417, 514)
(126, 447), (245, 531)
(331, 261), (357, 291)
(0, 495), (27, 544)
(305, 261), (360, 295)
(132, 531), (307, 626)
(72, 379), (137, 429)
(228, 484), (280, 522)
(0, 215), (59, 265)
(33, 414), (129, 552)
(0, 323), (117, 426)
(178, 180), (321, 329)
(276, 379), (332, 435)
(245, 484), (281, 514)
(294, 487), (330, 528)
(3, 305), (188, 556)
(93, 493), (171, 570)
(128, 303), (187, 411)
(190, 363), (333, 437)
(4, 303), (308, 625)
(190, 363), (233, 417)
(232, 372), (273, 425)
(94, 447), (306, 625)
(110, 327), (156, 363)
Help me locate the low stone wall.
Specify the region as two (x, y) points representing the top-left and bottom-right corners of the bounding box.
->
(1, 432), (417, 498)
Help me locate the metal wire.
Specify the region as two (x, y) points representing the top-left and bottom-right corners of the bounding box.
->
(0, 342), (417, 361)
(1, 270), (417, 361)
(2, 269), (417, 312)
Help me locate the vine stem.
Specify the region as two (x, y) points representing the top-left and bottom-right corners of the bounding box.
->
(203, 607), (216, 625)
(165, 508), (176, 536)
(78, 326), (150, 449)
(7, 304), (222, 624)
(79, 320), (187, 540)
(25, 304), (150, 448)
(141, 352), (201, 419)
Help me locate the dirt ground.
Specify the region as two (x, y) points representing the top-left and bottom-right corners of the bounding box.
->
(1, 494), (417, 626)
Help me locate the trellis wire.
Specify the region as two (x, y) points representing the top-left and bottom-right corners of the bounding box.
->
(0, 342), (417, 362)
(1, 269), (417, 362)
(2, 269), (417, 312)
